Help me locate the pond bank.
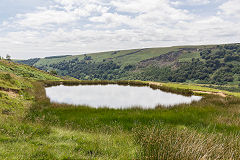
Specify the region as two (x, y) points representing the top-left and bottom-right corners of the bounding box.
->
(26, 80), (240, 159)
(41, 80), (236, 98)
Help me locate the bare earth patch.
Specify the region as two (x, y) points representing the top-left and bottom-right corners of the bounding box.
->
(193, 91), (227, 97)
(4, 91), (19, 98)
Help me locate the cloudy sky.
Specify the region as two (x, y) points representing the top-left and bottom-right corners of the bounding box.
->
(0, 0), (239, 59)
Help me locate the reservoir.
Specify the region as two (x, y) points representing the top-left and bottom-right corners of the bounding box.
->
(45, 84), (202, 109)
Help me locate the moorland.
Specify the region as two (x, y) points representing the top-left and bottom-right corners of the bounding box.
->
(1, 44), (240, 159)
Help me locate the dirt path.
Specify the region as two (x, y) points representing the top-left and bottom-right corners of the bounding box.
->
(148, 82), (163, 86)
(193, 90), (227, 97)
(1, 90), (19, 98)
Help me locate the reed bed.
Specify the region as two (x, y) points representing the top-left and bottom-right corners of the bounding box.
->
(20, 81), (240, 159)
(42, 80), (193, 96)
(149, 84), (193, 96)
(134, 126), (240, 160)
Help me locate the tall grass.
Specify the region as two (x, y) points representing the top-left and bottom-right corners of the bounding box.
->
(134, 126), (240, 160)
(149, 84), (193, 96)
(23, 81), (240, 159)
(42, 80), (193, 96)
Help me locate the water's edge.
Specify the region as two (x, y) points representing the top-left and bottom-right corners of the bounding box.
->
(45, 84), (202, 109)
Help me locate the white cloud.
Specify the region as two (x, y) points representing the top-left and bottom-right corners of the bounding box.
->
(219, 0), (240, 17)
(0, 0), (239, 59)
(89, 13), (132, 28)
(12, 0), (109, 29)
(171, 0), (210, 6)
(93, 0), (193, 30)
(16, 9), (77, 28)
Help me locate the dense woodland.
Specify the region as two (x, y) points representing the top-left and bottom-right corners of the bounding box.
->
(128, 44), (240, 85)
(170, 44), (240, 84)
(49, 58), (122, 80)
(18, 44), (240, 86)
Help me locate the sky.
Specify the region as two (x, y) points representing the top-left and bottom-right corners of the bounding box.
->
(0, 0), (239, 59)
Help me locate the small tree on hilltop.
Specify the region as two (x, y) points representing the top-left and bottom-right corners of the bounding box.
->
(50, 70), (58, 75)
(6, 54), (11, 61)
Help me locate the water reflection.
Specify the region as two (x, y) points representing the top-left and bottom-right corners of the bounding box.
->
(45, 84), (202, 109)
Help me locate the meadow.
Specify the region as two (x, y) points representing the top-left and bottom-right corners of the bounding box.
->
(24, 81), (240, 159)
(1, 60), (240, 159)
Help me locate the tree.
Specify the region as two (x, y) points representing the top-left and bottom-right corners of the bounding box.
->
(49, 70), (58, 75)
(84, 55), (92, 60)
(6, 54), (11, 61)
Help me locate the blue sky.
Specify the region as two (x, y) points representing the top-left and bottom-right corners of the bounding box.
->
(0, 0), (239, 59)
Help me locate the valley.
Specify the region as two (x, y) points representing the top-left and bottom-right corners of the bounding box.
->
(17, 43), (240, 92)
(1, 57), (240, 159)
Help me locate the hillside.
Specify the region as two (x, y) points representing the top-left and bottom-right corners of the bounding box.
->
(0, 59), (62, 111)
(2, 60), (240, 159)
(0, 60), (70, 159)
(0, 60), (61, 82)
(0, 59), (61, 111)
(17, 43), (240, 88)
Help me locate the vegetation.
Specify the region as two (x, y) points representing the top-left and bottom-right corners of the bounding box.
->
(2, 50), (240, 159)
(48, 58), (122, 80)
(27, 83), (240, 159)
(170, 44), (240, 84)
(0, 60), (61, 81)
(16, 43), (240, 92)
(6, 54), (11, 61)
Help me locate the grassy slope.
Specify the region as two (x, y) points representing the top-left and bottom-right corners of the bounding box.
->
(0, 60), (61, 82)
(19, 44), (240, 87)
(0, 61), (137, 159)
(30, 44), (212, 67)
(29, 86), (240, 159)
(2, 60), (240, 159)
(19, 44), (240, 85)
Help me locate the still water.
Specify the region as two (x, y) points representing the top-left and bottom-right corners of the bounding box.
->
(45, 84), (202, 109)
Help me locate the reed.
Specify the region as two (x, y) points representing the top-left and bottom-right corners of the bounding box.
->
(42, 80), (194, 96)
(22, 81), (240, 159)
(149, 84), (193, 96)
(134, 126), (240, 160)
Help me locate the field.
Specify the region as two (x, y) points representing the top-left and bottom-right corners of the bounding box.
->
(1, 60), (240, 159)
(19, 45), (205, 66)
(2, 81), (240, 159)
(16, 43), (240, 92)
(25, 82), (240, 159)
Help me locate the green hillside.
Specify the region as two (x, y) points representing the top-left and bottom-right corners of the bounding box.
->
(0, 59), (61, 110)
(2, 60), (240, 159)
(17, 43), (240, 90)
(0, 60), (61, 82)
(18, 45), (205, 67)
(18, 44), (214, 66)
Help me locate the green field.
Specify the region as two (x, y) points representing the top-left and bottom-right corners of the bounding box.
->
(16, 43), (240, 92)
(1, 59), (240, 159)
(18, 45), (210, 67)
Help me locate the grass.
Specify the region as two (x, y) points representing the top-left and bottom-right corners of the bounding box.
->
(33, 47), (178, 66)
(178, 51), (200, 62)
(0, 116), (136, 159)
(22, 44), (212, 68)
(134, 125), (240, 159)
(42, 79), (240, 97)
(28, 93), (240, 134)
(0, 60), (61, 81)
(24, 81), (240, 159)
(2, 63), (240, 159)
(42, 80), (194, 96)
(0, 119), (136, 159)
(0, 78), (138, 159)
(162, 82), (240, 97)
